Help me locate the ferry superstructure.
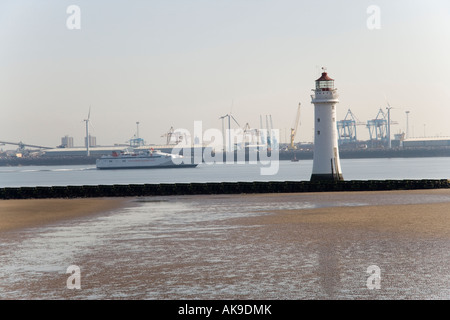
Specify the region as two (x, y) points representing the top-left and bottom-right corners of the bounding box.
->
(96, 149), (197, 169)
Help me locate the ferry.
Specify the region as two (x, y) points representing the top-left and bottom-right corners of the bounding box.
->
(96, 148), (198, 169)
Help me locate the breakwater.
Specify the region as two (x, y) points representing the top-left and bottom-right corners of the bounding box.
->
(1, 179), (449, 199)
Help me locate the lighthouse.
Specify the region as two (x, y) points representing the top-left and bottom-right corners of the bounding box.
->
(310, 68), (343, 181)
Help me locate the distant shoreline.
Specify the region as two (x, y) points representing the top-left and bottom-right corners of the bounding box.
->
(1, 147), (450, 167)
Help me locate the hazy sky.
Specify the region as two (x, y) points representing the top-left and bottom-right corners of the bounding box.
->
(1, 0), (449, 148)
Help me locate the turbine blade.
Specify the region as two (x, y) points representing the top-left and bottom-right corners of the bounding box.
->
(231, 115), (240, 127)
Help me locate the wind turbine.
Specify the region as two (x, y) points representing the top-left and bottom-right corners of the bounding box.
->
(383, 95), (399, 149)
(84, 107), (92, 156)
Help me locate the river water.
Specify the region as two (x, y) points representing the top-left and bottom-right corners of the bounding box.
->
(0, 157), (449, 188)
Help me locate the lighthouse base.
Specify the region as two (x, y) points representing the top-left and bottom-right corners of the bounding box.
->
(310, 173), (344, 182)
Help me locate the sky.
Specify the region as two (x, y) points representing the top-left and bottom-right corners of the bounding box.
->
(1, 0), (450, 148)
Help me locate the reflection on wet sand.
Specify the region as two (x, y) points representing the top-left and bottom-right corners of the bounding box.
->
(317, 239), (341, 298)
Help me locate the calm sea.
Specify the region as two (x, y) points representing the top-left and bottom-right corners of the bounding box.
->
(0, 157), (449, 300)
(0, 157), (449, 188)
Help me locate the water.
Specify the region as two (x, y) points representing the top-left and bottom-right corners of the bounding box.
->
(0, 157), (449, 188)
(0, 157), (449, 300)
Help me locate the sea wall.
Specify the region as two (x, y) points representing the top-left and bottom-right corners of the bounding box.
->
(1, 179), (449, 199)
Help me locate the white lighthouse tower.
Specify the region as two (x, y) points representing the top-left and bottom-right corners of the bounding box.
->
(310, 68), (343, 181)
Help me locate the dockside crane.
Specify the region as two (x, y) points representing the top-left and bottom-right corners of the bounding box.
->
(161, 127), (175, 145)
(289, 103), (301, 150)
(219, 113), (240, 152)
(243, 123), (258, 145)
(366, 107), (398, 148)
(265, 115), (271, 149)
(337, 109), (365, 145)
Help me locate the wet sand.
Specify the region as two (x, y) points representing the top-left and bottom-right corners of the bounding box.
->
(1, 189), (450, 235)
(0, 198), (130, 232)
(236, 195), (450, 238)
(0, 189), (449, 299)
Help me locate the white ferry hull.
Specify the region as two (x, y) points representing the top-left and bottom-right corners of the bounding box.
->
(96, 151), (197, 170)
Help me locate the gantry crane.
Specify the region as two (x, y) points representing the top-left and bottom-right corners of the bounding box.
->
(367, 108), (388, 145)
(161, 127), (175, 145)
(243, 123), (259, 145)
(289, 103), (301, 150)
(337, 109), (365, 145)
(366, 108), (397, 148)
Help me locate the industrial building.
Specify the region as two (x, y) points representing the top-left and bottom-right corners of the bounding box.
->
(60, 135), (74, 148)
(402, 138), (450, 148)
(85, 135), (97, 148)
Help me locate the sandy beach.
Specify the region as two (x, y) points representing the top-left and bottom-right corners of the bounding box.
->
(0, 198), (130, 232)
(235, 193), (450, 239)
(0, 189), (449, 299)
(1, 189), (449, 236)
